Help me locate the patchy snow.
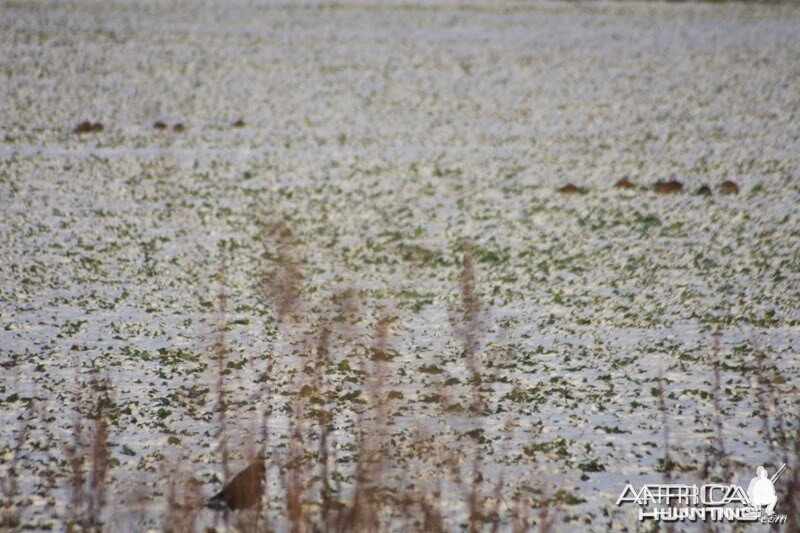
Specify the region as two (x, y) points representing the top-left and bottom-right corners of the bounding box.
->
(1, 0), (799, 530)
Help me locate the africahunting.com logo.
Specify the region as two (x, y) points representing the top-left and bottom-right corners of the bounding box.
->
(617, 464), (787, 524)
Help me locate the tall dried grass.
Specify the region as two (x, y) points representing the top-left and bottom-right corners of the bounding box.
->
(10, 229), (798, 531)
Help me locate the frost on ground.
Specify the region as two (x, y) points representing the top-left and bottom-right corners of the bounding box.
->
(1, 0), (799, 530)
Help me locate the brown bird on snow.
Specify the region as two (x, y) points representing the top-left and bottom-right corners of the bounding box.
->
(74, 120), (104, 134)
(720, 180), (740, 194)
(206, 458), (266, 511)
(614, 177), (636, 190)
(697, 185), (712, 196)
(558, 183), (583, 195)
(654, 180), (683, 194)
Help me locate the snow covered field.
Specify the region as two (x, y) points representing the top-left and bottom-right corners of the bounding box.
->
(1, 0), (799, 530)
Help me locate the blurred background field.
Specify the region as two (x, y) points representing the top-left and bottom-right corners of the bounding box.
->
(1, 0), (799, 530)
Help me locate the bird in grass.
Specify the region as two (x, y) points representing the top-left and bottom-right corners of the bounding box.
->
(206, 458), (266, 511)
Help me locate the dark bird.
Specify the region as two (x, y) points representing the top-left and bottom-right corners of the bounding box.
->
(720, 180), (739, 194)
(697, 185), (712, 196)
(206, 459), (266, 511)
(74, 121), (103, 134)
(614, 177), (636, 190)
(654, 180), (683, 194)
(558, 183), (582, 195)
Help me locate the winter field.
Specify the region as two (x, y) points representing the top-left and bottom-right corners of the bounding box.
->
(1, 0), (799, 530)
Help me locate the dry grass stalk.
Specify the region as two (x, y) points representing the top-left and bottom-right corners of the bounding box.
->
(657, 378), (672, 486)
(785, 421), (800, 531)
(282, 320), (313, 532)
(418, 486), (446, 533)
(457, 242), (489, 531)
(64, 372), (86, 529)
(213, 260), (232, 494)
(709, 329), (729, 480)
(335, 318), (392, 533)
(284, 414), (309, 533)
(657, 377), (676, 533)
(166, 465), (202, 533)
(57, 363), (115, 530)
(538, 496), (553, 533)
(87, 370), (111, 529)
(508, 492), (533, 533)
(255, 368), (273, 529)
(314, 325), (336, 529)
(751, 338), (788, 460)
(258, 221), (303, 324)
(1, 413), (26, 529)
